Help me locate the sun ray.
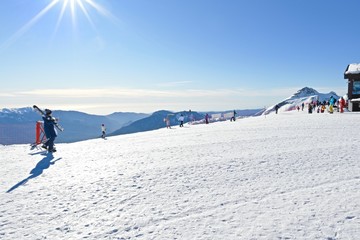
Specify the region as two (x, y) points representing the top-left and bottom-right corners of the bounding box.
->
(76, 0), (97, 31)
(0, 0), (60, 51)
(70, 0), (77, 31)
(51, 0), (70, 41)
(85, 0), (119, 24)
(1, 0), (118, 51)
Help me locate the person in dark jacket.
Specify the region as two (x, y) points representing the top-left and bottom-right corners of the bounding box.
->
(274, 105), (280, 114)
(205, 113), (209, 124)
(230, 110), (237, 121)
(308, 103), (313, 114)
(42, 109), (58, 152)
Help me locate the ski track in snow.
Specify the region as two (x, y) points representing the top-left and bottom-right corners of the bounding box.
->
(1, 111), (360, 239)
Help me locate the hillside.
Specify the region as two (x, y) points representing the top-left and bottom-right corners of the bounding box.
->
(1, 110), (359, 239)
(110, 110), (204, 136)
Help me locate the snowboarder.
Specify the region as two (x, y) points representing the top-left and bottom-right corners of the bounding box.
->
(41, 109), (58, 152)
(101, 124), (106, 138)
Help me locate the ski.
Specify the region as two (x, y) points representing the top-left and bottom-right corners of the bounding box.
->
(33, 105), (64, 131)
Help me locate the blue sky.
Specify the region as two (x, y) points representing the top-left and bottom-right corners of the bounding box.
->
(0, 0), (358, 114)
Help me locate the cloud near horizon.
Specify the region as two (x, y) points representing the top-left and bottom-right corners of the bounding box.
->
(156, 81), (193, 87)
(0, 86), (346, 114)
(10, 87), (306, 98)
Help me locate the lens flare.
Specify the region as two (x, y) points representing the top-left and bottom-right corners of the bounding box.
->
(0, 0), (117, 51)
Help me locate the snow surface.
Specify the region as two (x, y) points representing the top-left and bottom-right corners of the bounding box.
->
(1, 111), (360, 240)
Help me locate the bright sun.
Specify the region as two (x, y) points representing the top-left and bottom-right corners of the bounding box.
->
(53, 0), (115, 31)
(1, 0), (116, 50)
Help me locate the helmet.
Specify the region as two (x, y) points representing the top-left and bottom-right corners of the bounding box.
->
(45, 109), (52, 115)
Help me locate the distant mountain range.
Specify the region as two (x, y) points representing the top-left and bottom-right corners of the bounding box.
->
(110, 108), (265, 136)
(0, 107), (148, 145)
(109, 110), (204, 136)
(0, 87), (338, 144)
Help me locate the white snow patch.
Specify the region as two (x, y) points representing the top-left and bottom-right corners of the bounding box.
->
(1, 111), (360, 239)
(345, 63), (360, 75)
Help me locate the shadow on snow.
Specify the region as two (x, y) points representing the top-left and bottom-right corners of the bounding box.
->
(6, 153), (62, 193)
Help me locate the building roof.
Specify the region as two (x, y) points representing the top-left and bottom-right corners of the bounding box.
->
(344, 63), (360, 79)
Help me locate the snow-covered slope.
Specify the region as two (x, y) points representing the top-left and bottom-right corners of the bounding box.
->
(264, 87), (340, 115)
(1, 111), (359, 239)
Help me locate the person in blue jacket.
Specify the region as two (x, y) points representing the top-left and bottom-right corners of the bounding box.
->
(329, 96), (336, 114)
(42, 109), (58, 152)
(329, 96), (336, 106)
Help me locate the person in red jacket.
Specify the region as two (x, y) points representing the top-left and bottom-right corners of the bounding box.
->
(339, 97), (346, 113)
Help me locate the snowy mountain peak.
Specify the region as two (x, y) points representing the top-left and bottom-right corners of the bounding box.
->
(292, 87), (319, 98)
(328, 91), (337, 96)
(263, 87), (340, 115)
(0, 107), (34, 115)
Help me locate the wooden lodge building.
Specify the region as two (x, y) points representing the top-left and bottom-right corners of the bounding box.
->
(344, 63), (360, 111)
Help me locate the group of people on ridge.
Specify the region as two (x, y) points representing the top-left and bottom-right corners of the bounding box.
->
(164, 110), (238, 128)
(305, 96), (346, 114)
(290, 96), (347, 114)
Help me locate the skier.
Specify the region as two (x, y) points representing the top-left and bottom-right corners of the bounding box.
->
(101, 124), (106, 138)
(41, 109), (58, 152)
